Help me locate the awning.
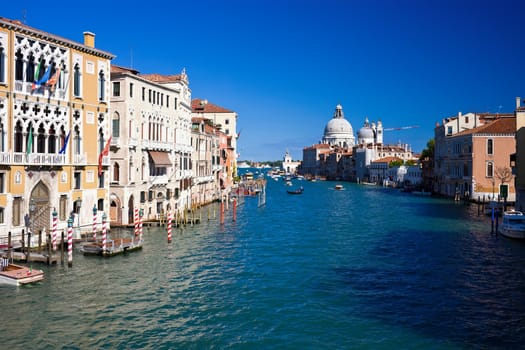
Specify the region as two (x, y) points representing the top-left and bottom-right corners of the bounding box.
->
(148, 151), (171, 166)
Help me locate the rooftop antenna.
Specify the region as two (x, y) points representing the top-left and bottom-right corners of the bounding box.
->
(22, 9), (27, 24)
(130, 48), (133, 69)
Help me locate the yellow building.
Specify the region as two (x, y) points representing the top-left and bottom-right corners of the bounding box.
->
(0, 18), (114, 242)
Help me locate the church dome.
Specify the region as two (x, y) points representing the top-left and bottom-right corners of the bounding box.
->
(322, 105), (355, 148)
(357, 118), (375, 144)
(324, 117), (353, 135)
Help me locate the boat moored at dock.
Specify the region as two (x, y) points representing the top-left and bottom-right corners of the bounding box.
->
(0, 258), (44, 286)
(498, 210), (525, 240)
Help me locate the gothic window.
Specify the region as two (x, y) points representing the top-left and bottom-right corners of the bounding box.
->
(14, 121), (23, 152)
(73, 63), (81, 97)
(48, 125), (57, 153)
(73, 125), (81, 155)
(26, 54), (36, 82)
(15, 50), (24, 81)
(26, 123), (34, 154)
(37, 123), (46, 153)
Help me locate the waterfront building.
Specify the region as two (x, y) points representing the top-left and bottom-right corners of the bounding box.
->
(434, 113), (516, 200)
(109, 66), (192, 224)
(512, 97), (525, 210)
(300, 143), (331, 178)
(190, 117), (221, 207)
(191, 98), (238, 177)
(281, 150), (300, 174)
(0, 18), (114, 240)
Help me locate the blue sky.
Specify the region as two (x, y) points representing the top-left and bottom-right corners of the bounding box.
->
(4, 0), (525, 161)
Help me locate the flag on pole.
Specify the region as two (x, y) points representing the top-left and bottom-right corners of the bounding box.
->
(46, 66), (61, 92)
(32, 64), (52, 91)
(58, 131), (70, 154)
(26, 127), (33, 155)
(98, 137), (112, 176)
(31, 61), (42, 90)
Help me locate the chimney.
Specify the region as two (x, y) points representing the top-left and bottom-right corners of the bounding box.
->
(83, 31), (95, 48)
(517, 97), (521, 109)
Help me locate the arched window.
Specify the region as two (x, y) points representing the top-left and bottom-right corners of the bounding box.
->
(98, 70), (105, 101)
(112, 112), (120, 138)
(15, 50), (24, 81)
(487, 139), (493, 155)
(37, 123), (46, 153)
(487, 161), (494, 177)
(73, 125), (81, 155)
(113, 162), (120, 182)
(14, 121), (23, 152)
(48, 125), (57, 153)
(73, 63), (81, 97)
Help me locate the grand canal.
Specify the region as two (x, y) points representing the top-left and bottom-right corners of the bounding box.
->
(2, 174), (525, 349)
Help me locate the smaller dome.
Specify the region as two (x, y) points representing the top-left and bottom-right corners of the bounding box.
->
(358, 126), (374, 140)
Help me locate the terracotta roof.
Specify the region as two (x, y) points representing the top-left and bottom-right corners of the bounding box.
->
(303, 143), (331, 151)
(372, 156), (403, 163)
(140, 73), (184, 83)
(111, 65), (140, 75)
(454, 117), (516, 137)
(192, 98), (233, 113)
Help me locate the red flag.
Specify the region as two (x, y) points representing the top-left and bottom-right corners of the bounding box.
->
(98, 137), (112, 176)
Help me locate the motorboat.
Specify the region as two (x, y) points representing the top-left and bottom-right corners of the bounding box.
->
(0, 258), (44, 286)
(335, 184), (344, 190)
(498, 210), (525, 240)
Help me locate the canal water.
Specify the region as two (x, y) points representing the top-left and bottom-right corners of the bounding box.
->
(2, 175), (525, 349)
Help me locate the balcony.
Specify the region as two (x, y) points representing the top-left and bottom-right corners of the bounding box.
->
(73, 153), (87, 165)
(10, 152), (66, 166)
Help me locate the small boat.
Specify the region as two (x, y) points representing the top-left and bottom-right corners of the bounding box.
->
(0, 258), (44, 286)
(335, 184), (344, 190)
(79, 238), (143, 256)
(498, 210), (525, 240)
(287, 186), (304, 195)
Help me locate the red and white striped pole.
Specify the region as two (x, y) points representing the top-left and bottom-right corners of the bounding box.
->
(67, 217), (73, 267)
(102, 213), (107, 254)
(52, 208), (58, 251)
(139, 209), (143, 242)
(92, 205), (98, 241)
(134, 208), (139, 237)
(167, 210), (172, 243)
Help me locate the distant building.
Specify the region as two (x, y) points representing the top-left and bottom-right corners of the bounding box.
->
(191, 98), (238, 177)
(281, 150), (300, 174)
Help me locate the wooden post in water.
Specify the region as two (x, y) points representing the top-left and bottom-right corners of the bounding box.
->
(47, 233), (51, 265)
(26, 231), (31, 262)
(477, 196), (481, 216)
(38, 230), (42, 253)
(7, 232), (11, 261)
(67, 217), (73, 267)
(21, 229), (25, 255)
(61, 231), (65, 265)
(233, 198), (237, 222)
(220, 199), (225, 225)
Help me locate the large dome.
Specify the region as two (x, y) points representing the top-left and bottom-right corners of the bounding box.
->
(357, 118), (375, 144)
(324, 117), (353, 135)
(322, 104), (355, 148)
